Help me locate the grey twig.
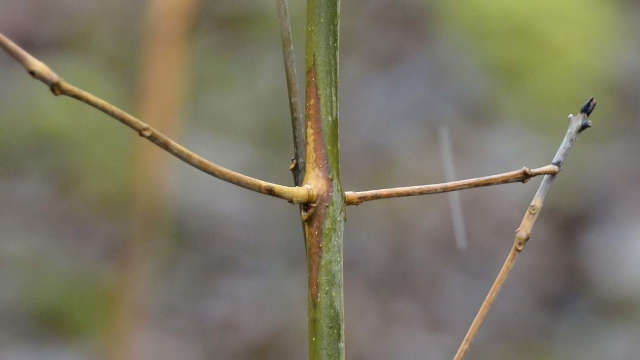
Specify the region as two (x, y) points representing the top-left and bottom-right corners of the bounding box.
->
(453, 97), (597, 360)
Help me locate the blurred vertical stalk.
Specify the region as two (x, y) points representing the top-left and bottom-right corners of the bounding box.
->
(302, 1), (345, 359)
(108, 1), (197, 359)
(439, 126), (468, 250)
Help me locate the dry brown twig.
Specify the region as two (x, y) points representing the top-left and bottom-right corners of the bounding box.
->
(1, 32), (564, 207)
(0, 32), (314, 204)
(453, 97), (597, 360)
(345, 164), (559, 205)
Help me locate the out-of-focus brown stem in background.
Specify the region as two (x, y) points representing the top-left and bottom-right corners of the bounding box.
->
(108, 1), (198, 359)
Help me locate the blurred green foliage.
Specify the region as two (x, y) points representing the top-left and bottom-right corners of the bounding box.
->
(22, 260), (113, 338)
(434, 0), (623, 128)
(0, 56), (134, 214)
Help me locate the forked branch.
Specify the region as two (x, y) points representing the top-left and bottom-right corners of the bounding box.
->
(453, 98), (597, 360)
(0, 33), (314, 204)
(345, 164), (559, 205)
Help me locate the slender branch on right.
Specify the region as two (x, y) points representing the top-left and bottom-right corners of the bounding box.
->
(344, 164), (559, 205)
(0, 33), (314, 204)
(453, 97), (597, 360)
(277, 0), (306, 186)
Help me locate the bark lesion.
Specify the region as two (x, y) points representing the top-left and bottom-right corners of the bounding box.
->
(302, 61), (332, 302)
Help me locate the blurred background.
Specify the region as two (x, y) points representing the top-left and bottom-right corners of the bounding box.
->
(1, 0), (639, 359)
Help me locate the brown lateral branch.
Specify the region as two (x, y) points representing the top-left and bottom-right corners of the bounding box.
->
(0, 33), (315, 204)
(453, 97), (597, 360)
(344, 164), (559, 206)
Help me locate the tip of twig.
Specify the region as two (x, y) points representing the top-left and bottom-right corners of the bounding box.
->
(580, 97), (597, 116)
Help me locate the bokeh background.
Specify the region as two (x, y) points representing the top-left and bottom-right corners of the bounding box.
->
(1, 1), (639, 359)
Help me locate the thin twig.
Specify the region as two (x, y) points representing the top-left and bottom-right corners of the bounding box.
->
(0, 32), (315, 204)
(277, 0), (305, 186)
(454, 246), (517, 360)
(453, 98), (597, 360)
(344, 164), (559, 206)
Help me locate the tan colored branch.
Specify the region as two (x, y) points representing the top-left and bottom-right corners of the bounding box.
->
(453, 98), (597, 360)
(0, 33), (314, 204)
(0, 33), (61, 87)
(454, 246), (517, 360)
(344, 164), (559, 206)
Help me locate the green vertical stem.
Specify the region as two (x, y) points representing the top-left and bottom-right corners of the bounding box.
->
(302, 1), (344, 360)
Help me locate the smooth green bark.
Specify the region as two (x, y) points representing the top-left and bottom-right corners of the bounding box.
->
(302, 1), (344, 360)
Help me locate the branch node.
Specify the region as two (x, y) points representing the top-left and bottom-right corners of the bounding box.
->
(521, 167), (533, 182)
(289, 158), (297, 172)
(301, 201), (317, 221)
(138, 126), (153, 138)
(303, 184), (316, 203)
(514, 228), (529, 252)
(579, 119), (593, 133)
(49, 81), (62, 96)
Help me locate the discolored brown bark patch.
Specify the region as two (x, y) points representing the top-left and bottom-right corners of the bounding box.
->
(303, 62), (331, 303)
